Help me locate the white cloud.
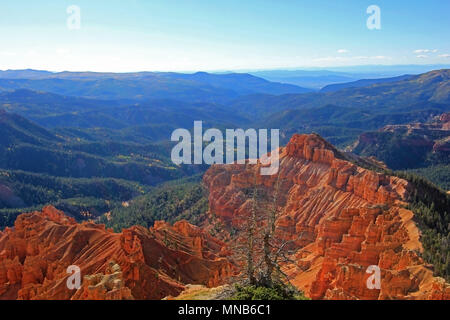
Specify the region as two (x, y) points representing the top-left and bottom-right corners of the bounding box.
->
(416, 55), (428, 59)
(414, 49), (438, 54)
(439, 54), (450, 58)
(372, 55), (388, 60)
(337, 49), (349, 54)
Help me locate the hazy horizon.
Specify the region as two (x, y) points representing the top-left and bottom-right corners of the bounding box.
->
(1, 63), (450, 75)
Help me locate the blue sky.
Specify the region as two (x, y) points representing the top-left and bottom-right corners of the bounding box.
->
(0, 0), (449, 72)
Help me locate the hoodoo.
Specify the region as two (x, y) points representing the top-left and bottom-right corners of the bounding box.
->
(203, 134), (450, 300)
(0, 206), (233, 300)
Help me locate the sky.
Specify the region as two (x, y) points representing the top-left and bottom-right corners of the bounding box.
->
(0, 0), (449, 72)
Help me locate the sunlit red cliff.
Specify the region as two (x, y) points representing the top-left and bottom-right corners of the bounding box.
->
(203, 134), (450, 300)
(1, 134), (449, 300)
(0, 206), (232, 300)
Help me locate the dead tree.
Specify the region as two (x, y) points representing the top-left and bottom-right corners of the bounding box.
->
(235, 170), (305, 289)
(246, 182), (258, 285)
(259, 172), (305, 287)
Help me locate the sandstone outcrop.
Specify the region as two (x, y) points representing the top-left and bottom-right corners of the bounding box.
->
(350, 112), (450, 170)
(203, 133), (449, 300)
(71, 262), (133, 300)
(0, 206), (233, 300)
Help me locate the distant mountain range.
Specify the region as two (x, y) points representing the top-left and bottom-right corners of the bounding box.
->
(250, 70), (360, 89)
(249, 64), (450, 89)
(320, 74), (415, 92)
(227, 69), (450, 146)
(1, 69), (449, 146)
(0, 70), (312, 102)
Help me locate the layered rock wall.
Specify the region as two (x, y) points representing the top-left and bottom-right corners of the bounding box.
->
(203, 134), (449, 300)
(0, 206), (233, 300)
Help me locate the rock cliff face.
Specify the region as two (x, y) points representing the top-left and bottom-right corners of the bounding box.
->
(203, 133), (450, 300)
(0, 206), (232, 300)
(350, 112), (450, 170)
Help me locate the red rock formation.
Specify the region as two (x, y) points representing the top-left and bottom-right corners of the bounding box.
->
(351, 112), (450, 165)
(203, 133), (449, 300)
(1, 132), (448, 300)
(428, 278), (450, 300)
(0, 206), (233, 300)
(71, 262), (133, 300)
